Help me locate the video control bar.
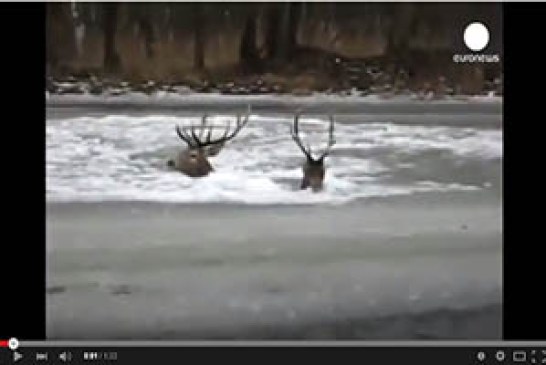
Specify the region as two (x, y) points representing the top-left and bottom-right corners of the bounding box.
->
(1, 340), (545, 365)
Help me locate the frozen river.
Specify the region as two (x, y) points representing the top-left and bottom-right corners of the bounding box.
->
(46, 95), (502, 339)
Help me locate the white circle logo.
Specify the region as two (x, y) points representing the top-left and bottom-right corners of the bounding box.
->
(464, 22), (489, 52)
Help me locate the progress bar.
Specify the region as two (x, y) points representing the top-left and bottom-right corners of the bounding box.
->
(17, 340), (546, 347)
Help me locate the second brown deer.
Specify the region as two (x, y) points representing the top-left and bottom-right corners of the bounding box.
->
(290, 113), (336, 192)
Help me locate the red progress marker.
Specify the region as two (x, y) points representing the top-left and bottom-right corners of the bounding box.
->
(0, 339), (9, 348)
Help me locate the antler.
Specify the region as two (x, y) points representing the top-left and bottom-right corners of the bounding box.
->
(290, 112), (313, 161)
(290, 113), (336, 162)
(212, 107), (251, 146)
(175, 106), (251, 148)
(317, 115), (336, 161)
(175, 124), (197, 148)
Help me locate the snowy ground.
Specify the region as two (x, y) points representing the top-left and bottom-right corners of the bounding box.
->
(46, 95), (502, 339)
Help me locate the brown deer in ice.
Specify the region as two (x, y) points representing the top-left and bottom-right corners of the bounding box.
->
(290, 113), (336, 192)
(167, 110), (250, 177)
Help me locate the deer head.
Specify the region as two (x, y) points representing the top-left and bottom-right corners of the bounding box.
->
(290, 113), (336, 192)
(167, 110), (250, 177)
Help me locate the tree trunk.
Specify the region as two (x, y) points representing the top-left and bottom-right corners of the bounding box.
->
(193, 4), (205, 70)
(386, 3), (415, 59)
(239, 14), (260, 73)
(287, 2), (302, 58)
(139, 18), (155, 59)
(136, 4), (155, 59)
(264, 4), (281, 60)
(46, 3), (78, 73)
(276, 3), (292, 62)
(272, 2), (302, 64)
(103, 3), (121, 73)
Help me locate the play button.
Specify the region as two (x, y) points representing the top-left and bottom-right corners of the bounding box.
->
(14, 351), (23, 362)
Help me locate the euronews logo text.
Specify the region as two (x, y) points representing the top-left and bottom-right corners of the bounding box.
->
(453, 22), (500, 64)
(453, 54), (500, 63)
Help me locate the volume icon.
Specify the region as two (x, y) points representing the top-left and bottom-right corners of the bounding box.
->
(60, 351), (73, 362)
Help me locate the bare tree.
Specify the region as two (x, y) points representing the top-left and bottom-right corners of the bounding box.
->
(262, 2), (302, 65)
(137, 4), (155, 59)
(192, 3), (205, 70)
(103, 3), (121, 73)
(239, 11), (260, 73)
(264, 3), (281, 61)
(385, 3), (416, 59)
(46, 3), (78, 73)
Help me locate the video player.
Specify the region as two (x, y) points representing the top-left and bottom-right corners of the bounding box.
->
(1, 1), (544, 364)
